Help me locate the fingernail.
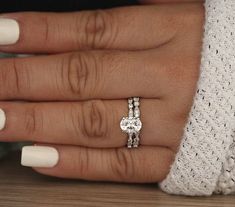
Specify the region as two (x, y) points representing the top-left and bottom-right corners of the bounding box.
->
(0, 108), (6, 130)
(21, 146), (59, 168)
(0, 18), (20, 45)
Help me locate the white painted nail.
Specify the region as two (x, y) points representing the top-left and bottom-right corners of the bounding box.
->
(0, 18), (20, 45)
(21, 146), (59, 168)
(0, 108), (6, 130)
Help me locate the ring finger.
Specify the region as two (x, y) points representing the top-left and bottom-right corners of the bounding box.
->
(0, 100), (185, 149)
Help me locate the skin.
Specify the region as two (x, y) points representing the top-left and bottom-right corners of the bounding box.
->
(0, 1), (205, 183)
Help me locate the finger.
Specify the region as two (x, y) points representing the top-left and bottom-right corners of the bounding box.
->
(0, 50), (169, 101)
(22, 145), (174, 183)
(0, 5), (180, 53)
(0, 100), (185, 149)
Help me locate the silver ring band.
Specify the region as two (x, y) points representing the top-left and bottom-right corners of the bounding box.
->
(120, 97), (142, 148)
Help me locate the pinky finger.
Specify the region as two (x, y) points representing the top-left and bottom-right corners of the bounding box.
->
(21, 145), (174, 183)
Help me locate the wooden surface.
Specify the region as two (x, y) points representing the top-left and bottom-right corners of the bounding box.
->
(0, 152), (235, 207)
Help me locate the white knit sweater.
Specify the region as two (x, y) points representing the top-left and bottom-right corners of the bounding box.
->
(159, 0), (235, 196)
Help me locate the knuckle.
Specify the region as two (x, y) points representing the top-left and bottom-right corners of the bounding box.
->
(0, 59), (29, 97)
(11, 59), (23, 94)
(66, 52), (92, 98)
(80, 100), (109, 139)
(0, 61), (15, 97)
(111, 149), (135, 181)
(82, 10), (115, 49)
(75, 148), (90, 178)
(24, 105), (43, 137)
(39, 15), (51, 44)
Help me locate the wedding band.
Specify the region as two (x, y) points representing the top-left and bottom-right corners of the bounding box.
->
(120, 97), (142, 148)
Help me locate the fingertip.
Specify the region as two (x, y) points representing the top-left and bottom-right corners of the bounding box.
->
(21, 145), (59, 168)
(0, 108), (6, 131)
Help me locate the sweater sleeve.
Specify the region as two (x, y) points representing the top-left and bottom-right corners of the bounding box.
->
(159, 0), (235, 196)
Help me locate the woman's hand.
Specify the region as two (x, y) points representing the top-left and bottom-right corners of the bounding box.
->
(0, 3), (204, 182)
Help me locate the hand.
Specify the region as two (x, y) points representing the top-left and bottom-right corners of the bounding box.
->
(0, 2), (204, 182)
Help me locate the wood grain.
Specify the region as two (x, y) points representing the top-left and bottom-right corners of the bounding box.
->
(0, 152), (234, 207)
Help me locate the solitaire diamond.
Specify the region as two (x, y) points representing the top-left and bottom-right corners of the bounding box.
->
(120, 117), (142, 134)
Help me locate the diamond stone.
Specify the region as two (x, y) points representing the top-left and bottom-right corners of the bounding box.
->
(120, 117), (142, 134)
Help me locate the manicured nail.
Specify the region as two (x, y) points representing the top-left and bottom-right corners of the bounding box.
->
(21, 146), (59, 168)
(0, 108), (6, 130)
(0, 18), (20, 45)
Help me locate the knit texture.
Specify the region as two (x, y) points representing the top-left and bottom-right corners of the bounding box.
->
(159, 0), (235, 196)
(214, 141), (235, 195)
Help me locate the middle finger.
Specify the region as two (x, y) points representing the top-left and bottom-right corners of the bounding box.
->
(0, 50), (170, 101)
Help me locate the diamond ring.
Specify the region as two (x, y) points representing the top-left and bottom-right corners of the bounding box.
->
(120, 97), (142, 148)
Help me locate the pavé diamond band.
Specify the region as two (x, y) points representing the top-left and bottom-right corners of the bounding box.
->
(120, 97), (142, 148)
